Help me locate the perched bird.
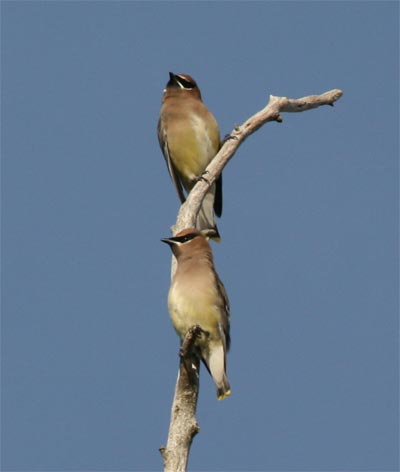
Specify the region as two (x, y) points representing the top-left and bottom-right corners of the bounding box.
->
(158, 72), (222, 240)
(161, 228), (231, 399)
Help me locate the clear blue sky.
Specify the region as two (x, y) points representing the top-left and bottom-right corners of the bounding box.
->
(2, 1), (398, 471)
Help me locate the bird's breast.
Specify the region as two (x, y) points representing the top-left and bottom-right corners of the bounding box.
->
(167, 278), (221, 338)
(165, 109), (219, 188)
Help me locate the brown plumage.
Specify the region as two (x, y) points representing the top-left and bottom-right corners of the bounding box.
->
(161, 229), (231, 399)
(158, 73), (222, 240)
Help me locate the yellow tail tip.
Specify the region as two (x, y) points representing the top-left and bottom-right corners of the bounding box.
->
(217, 389), (231, 400)
(201, 228), (221, 242)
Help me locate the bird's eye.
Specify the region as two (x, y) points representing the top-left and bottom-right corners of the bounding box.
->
(179, 233), (197, 243)
(178, 77), (195, 89)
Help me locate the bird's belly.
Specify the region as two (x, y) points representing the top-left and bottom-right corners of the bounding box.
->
(168, 122), (217, 186)
(168, 287), (219, 338)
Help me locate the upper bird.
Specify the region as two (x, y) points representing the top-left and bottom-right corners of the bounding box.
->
(158, 72), (222, 240)
(161, 228), (231, 399)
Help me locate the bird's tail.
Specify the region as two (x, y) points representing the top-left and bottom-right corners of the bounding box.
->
(216, 375), (231, 400)
(205, 341), (231, 400)
(196, 185), (220, 241)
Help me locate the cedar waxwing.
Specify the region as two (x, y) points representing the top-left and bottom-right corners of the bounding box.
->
(158, 72), (222, 240)
(161, 228), (231, 399)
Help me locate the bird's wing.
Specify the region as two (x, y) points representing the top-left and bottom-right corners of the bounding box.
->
(157, 118), (186, 204)
(215, 275), (231, 351)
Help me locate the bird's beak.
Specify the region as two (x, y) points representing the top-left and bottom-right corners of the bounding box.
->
(161, 237), (175, 246)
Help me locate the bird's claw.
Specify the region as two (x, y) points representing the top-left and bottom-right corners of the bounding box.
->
(222, 133), (238, 145)
(195, 170), (210, 184)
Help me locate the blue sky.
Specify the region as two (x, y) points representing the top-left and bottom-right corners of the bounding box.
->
(1, 1), (398, 471)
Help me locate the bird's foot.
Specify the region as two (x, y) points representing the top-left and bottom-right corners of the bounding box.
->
(194, 170), (210, 185)
(222, 133), (238, 145)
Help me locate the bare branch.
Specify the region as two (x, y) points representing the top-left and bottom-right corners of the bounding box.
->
(173, 89), (343, 234)
(160, 327), (203, 472)
(162, 88), (343, 471)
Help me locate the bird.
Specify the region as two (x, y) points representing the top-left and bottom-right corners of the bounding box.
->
(161, 228), (231, 399)
(158, 72), (222, 240)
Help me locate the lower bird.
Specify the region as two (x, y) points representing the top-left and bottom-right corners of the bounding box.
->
(161, 228), (231, 399)
(158, 72), (222, 240)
